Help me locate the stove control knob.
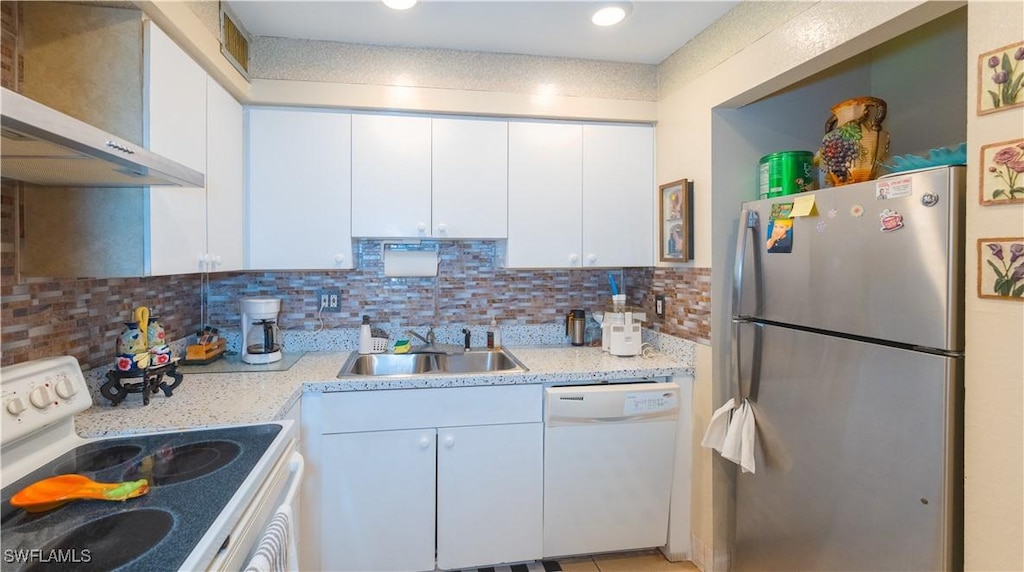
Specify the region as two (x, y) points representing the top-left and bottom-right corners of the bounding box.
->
(30, 386), (53, 409)
(6, 397), (27, 416)
(55, 378), (77, 399)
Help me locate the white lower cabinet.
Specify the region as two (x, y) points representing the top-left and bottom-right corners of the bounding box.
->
(311, 385), (543, 572)
(437, 423), (543, 570)
(322, 428), (437, 572)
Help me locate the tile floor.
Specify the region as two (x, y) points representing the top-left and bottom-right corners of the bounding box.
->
(558, 549), (699, 572)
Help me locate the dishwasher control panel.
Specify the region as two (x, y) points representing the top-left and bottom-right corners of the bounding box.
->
(545, 382), (680, 424)
(623, 391), (678, 415)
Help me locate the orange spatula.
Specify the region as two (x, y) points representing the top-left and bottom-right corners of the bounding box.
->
(10, 475), (149, 513)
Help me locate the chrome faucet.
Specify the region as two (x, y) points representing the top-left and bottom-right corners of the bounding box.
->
(407, 327), (436, 346)
(406, 326), (464, 355)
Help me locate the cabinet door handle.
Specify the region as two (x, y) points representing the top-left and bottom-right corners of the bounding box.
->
(442, 435), (455, 449)
(587, 253), (597, 264)
(437, 223), (447, 233)
(569, 253), (579, 263)
(417, 222), (427, 233)
(334, 254), (345, 263)
(418, 436), (432, 449)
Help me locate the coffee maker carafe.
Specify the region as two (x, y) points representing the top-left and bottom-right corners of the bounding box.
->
(240, 297), (282, 364)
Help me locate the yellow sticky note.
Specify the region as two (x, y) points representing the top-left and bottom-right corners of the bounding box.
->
(790, 195), (817, 217)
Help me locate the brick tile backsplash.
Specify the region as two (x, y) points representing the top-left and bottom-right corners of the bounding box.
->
(207, 241), (620, 331)
(1, 231), (712, 369)
(626, 266), (711, 343)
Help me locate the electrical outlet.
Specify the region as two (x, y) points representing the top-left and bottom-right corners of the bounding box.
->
(317, 289), (341, 313)
(655, 294), (666, 318)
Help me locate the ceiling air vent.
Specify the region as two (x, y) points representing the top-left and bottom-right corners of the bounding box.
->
(219, 2), (250, 80)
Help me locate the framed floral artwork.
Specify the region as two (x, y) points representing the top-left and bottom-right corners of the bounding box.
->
(979, 138), (1024, 205)
(977, 41), (1024, 115)
(978, 237), (1024, 300)
(659, 179), (691, 262)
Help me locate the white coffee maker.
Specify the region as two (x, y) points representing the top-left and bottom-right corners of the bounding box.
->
(240, 297), (282, 364)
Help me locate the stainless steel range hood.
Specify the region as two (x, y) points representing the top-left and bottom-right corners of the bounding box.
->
(1, 87), (204, 188)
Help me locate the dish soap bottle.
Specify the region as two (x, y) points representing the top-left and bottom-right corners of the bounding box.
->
(491, 317), (502, 349)
(358, 315), (373, 355)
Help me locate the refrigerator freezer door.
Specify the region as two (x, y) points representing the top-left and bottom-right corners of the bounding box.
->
(733, 322), (961, 572)
(737, 166), (964, 351)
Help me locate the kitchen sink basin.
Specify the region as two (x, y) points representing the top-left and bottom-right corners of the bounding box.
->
(338, 349), (528, 378)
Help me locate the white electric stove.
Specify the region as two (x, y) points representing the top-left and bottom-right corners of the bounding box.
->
(0, 356), (301, 571)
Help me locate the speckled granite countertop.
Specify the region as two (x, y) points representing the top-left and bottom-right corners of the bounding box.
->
(75, 346), (691, 438)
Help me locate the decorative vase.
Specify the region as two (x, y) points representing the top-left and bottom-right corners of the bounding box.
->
(818, 96), (890, 187)
(147, 316), (166, 349)
(114, 321), (150, 372)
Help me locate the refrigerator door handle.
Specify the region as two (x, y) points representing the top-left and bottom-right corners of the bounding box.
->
(732, 209), (764, 319)
(748, 322), (764, 402)
(731, 320), (765, 403)
(732, 209), (764, 403)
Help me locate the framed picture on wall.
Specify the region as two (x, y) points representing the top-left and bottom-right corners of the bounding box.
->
(977, 237), (1024, 300)
(659, 179), (692, 262)
(979, 138), (1024, 205)
(977, 40), (1024, 115)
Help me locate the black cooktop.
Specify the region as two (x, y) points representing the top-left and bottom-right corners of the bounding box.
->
(0, 424), (282, 572)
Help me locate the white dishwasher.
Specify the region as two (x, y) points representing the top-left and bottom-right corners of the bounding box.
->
(543, 382), (680, 558)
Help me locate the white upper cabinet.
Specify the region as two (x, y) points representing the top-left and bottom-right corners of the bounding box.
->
(145, 22), (208, 276)
(247, 108), (354, 270)
(507, 121), (583, 268)
(582, 124), (654, 267)
(351, 114), (432, 238)
(205, 77), (244, 272)
(431, 118), (508, 239)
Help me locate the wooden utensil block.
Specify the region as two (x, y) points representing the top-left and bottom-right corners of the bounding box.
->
(184, 338), (226, 363)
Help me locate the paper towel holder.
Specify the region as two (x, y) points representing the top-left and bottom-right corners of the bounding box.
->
(382, 241), (439, 277)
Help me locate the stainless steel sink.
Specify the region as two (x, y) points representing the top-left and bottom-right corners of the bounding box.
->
(338, 349), (528, 378)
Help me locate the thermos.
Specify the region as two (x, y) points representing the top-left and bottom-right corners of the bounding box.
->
(566, 309), (586, 346)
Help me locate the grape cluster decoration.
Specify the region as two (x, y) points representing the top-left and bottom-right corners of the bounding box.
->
(820, 122), (865, 183)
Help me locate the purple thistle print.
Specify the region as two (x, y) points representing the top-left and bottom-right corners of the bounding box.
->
(988, 243), (1004, 261)
(987, 240), (1024, 298)
(1011, 243), (1024, 265)
(985, 44), (1024, 109)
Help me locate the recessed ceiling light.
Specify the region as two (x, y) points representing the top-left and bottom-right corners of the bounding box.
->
(382, 0), (417, 10)
(592, 3), (631, 27)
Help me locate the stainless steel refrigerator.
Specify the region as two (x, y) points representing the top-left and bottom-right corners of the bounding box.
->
(730, 165), (964, 571)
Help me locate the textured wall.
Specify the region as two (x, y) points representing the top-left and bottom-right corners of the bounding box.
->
(963, 2), (1024, 570)
(207, 240), (619, 332)
(251, 36), (658, 102)
(656, 2), (812, 98)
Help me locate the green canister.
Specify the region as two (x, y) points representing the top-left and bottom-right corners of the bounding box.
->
(758, 151), (817, 198)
